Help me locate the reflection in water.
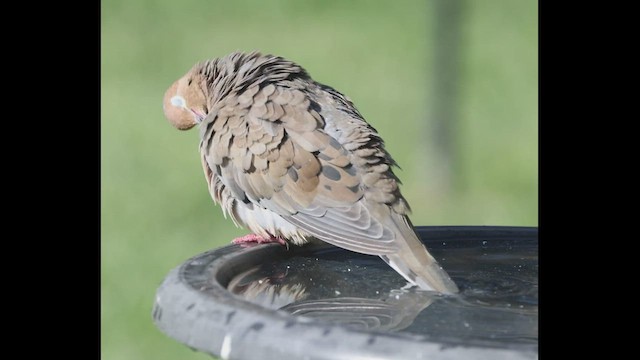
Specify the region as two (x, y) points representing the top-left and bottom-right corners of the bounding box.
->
(281, 293), (434, 332)
(228, 239), (538, 346)
(228, 267), (309, 309)
(229, 264), (434, 332)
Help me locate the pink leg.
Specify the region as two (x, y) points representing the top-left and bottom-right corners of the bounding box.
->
(232, 233), (288, 247)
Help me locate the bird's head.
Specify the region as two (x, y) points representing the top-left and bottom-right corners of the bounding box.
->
(163, 71), (208, 130)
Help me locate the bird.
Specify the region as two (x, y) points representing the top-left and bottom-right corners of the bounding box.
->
(162, 51), (459, 294)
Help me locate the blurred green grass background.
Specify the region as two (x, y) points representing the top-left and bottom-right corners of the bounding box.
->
(101, 0), (537, 359)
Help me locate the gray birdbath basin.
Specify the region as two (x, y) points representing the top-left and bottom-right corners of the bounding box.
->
(153, 226), (538, 359)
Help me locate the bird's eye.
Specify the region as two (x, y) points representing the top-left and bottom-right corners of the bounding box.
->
(170, 96), (185, 108)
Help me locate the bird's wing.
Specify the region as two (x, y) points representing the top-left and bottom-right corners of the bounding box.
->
(200, 83), (399, 254)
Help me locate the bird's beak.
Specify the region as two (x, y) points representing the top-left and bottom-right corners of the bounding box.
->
(190, 108), (205, 124)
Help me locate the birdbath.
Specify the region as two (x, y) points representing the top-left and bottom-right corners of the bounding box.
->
(153, 226), (538, 359)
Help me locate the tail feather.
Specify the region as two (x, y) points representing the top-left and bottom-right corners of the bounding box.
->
(381, 216), (459, 294)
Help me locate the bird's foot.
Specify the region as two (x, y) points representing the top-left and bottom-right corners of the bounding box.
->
(232, 234), (288, 248)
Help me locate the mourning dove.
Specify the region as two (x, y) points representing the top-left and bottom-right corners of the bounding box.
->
(163, 51), (459, 294)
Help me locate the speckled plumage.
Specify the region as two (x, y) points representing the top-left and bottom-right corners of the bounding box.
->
(163, 51), (458, 294)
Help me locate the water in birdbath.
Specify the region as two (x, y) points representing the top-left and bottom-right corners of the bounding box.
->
(227, 235), (538, 349)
